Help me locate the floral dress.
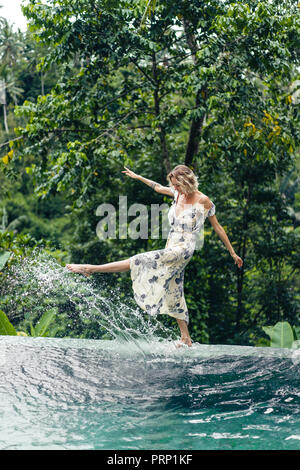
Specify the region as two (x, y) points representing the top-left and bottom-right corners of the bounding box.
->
(129, 189), (216, 324)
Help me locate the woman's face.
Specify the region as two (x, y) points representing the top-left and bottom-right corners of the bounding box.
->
(170, 176), (183, 194)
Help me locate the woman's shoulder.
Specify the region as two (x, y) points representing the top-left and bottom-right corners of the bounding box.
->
(195, 191), (212, 209)
(194, 193), (215, 216)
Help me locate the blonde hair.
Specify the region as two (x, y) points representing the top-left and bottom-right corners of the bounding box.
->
(167, 165), (198, 195)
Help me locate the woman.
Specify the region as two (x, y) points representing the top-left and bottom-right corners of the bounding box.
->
(66, 165), (243, 347)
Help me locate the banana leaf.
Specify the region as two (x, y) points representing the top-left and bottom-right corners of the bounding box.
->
(0, 310), (17, 336)
(270, 321), (294, 348)
(34, 309), (57, 337)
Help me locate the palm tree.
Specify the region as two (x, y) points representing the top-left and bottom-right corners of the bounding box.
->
(0, 77), (8, 132)
(23, 31), (50, 96)
(0, 19), (24, 132)
(2, 73), (23, 105)
(0, 19), (24, 67)
(140, 0), (157, 29)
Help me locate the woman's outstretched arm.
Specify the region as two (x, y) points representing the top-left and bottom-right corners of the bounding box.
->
(122, 167), (173, 196)
(207, 208), (243, 269)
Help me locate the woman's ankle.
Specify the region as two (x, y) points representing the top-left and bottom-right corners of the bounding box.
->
(180, 336), (192, 345)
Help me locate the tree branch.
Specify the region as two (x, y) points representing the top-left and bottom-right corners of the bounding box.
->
(0, 136), (22, 150)
(130, 58), (156, 86)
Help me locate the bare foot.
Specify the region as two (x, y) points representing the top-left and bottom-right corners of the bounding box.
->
(176, 337), (193, 348)
(66, 264), (92, 277)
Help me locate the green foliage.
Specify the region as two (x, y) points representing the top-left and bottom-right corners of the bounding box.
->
(0, 309), (17, 335)
(28, 308), (57, 337)
(0, 250), (10, 269)
(0, 1), (299, 344)
(262, 321), (300, 349)
(6, 0), (296, 202)
(0, 307), (58, 338)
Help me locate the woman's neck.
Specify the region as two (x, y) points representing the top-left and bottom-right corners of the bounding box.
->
(179, 190), (202, 201)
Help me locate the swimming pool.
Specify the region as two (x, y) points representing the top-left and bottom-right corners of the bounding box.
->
(0, 335), (299, 450)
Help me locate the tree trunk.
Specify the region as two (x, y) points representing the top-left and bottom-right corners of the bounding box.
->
(235, 234), (246, 330)
(182, 18), (207, 169)
(0, 81), (9, 133)
(235, 184), (251, 331)
(151, 51), (171, 177)
(185, 89), (206, 168)
(3, 103), (8, 133)
(41, 72), (45, 96)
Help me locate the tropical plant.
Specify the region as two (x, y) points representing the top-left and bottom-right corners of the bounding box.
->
(0, 308), (57, 337)
(0, 18), (24, 132)
(0, 19), (24, 67)
(262, 321), (300, 349)
(27, 308), (58, 337)
(0, 250), (10, 270)
(0, 309), (17, 335)
(7, 0), (297, 201)
(0, 1), (299, 344)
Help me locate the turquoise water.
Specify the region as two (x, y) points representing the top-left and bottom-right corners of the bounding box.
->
(1, 253), (299, 450)
(0, 335), (299, 450)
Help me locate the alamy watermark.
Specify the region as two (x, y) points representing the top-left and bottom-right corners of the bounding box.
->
(95, 195), (205, 250)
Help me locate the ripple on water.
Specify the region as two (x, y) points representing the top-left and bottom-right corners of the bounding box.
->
(1, 252), (299, 449)
(0, 335), (299, 450)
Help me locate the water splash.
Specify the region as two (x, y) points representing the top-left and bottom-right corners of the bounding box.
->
(1, 249), (177, 351)
(1, 250), (299, 450)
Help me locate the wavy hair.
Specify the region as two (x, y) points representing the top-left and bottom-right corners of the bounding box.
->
(167, 165), (198, 195)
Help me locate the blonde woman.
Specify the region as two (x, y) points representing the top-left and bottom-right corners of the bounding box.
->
(66, 165), (243, 347)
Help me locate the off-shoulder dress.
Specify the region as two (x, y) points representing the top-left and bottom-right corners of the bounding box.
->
(129, 189), (216, 324)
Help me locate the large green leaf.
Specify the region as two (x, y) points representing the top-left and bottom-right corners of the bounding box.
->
(270, 321), (294, 348)
(0, 251), (11, 270)
(0, 310), (17, 336)
(34, 308), (57, 337)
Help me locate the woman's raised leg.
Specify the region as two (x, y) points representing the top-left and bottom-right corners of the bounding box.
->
(66, 259), (131, 276)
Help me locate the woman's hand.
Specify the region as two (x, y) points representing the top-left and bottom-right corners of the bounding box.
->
(231, 253), (243, 269)
(122, 167), (139, 180)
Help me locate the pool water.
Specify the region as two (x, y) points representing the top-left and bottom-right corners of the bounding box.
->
(0, 335), (299, 450)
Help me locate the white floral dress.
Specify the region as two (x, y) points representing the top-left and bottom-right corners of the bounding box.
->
(129, 189), (216, 324)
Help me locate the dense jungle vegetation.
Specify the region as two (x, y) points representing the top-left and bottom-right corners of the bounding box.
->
(0, 0), (299, 345)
